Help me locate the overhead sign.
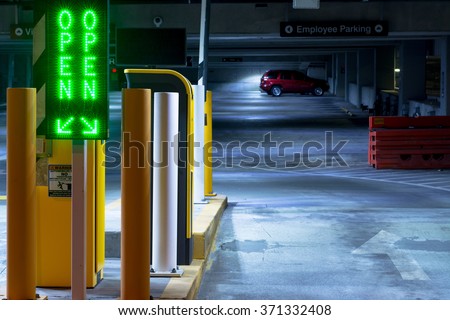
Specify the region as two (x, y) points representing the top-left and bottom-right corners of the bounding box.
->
(280, 21), (388, 37)
(46, 0), (109, 140)
(10, 24), (33, 39)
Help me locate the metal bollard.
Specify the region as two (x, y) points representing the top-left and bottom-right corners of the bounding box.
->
(151, 92), (183, 277)
(6, 88), (37, 300)
(193, 85), (207, 203)
(204, 90), (216, 197)
(121, 88), (151, 299)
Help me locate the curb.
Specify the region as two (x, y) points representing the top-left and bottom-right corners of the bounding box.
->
(105, 195), (228, 300)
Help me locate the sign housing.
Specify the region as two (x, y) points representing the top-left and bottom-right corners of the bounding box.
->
(46, 0), (109, 140)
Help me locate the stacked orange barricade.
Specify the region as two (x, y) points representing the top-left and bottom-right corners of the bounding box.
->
(368, 116), (450, 169)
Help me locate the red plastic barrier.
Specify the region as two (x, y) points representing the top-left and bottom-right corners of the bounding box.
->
(368, 116), (450, 169)
(371, 153), (450, 169)
(369, 116), (450, 130)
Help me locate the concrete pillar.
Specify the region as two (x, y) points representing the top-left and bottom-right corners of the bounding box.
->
(399, 40), (427, 113)
(440, 36), (450, 115)
(347, 52), (358, 106)
(359, 49), (376, 109)
(335, 53), (346, 97)
(331, 54), (336, 95)
(376, 46), (395, 90)
(359, 49), (375, 87)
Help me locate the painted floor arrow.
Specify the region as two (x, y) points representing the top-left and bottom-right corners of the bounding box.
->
(352, 230), (430, 281)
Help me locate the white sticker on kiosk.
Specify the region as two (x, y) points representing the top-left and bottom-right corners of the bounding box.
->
(48, 165), (72, 197)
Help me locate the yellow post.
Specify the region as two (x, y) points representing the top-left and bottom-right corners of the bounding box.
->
(121, 89), (151, 300)
(204, 90), (216, 197)
(95, 140), (106, 280)
(6, 88), (37, 300)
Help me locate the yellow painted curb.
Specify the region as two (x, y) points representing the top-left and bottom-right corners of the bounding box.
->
(159, 195), (228, 300)
(193, 195), (228, 260)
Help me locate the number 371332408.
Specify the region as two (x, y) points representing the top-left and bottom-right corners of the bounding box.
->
(259, 304), (332, 316)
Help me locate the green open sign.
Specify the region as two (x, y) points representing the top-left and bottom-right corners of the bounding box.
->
(46, 0), (108, 140)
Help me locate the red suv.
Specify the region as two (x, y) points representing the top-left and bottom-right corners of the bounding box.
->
(260, 70), (329, 97)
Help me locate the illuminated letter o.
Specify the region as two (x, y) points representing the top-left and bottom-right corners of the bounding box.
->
(83, 10), (97, 30)
(59, 10), (72, 30)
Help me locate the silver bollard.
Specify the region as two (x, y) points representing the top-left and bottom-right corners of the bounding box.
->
(151, 92), (183, 277)
(193, 85), (207, 204)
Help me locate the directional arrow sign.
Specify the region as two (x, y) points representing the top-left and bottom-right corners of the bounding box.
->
(57, 117), (75, 134)
(352, 230), (430, 281)
(80, 117), (98, 135)
(45, 0), (108, 140)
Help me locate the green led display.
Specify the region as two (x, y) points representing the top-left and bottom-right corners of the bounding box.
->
(46, 0), (108, 140)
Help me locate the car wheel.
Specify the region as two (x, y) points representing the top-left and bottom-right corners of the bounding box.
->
(270, 86), (282, 97)
(313, 87), (324, 96)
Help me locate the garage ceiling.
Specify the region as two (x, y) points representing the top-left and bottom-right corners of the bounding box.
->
(1, 0), (450, 5)
(2, 0), (446, 54)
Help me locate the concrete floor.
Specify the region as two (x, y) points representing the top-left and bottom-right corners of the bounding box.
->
(197, 91), (450, 300)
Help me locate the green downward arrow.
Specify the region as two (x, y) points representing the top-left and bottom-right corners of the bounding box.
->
(57, 117), (75, 134)
(80, 117), (98, 135)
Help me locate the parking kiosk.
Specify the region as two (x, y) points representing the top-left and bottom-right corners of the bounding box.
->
(33, 0), (108, 289)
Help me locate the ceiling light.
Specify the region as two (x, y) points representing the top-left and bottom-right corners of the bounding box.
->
(293, 0), (320, 9)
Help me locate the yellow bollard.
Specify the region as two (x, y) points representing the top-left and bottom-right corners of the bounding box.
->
(204, 90), (216, 197)
(6, 88), (37, 300)
(121, 89), (151, 300)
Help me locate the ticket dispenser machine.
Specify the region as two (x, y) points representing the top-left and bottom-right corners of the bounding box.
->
(125, 69), (194, 265)
(36, 140), (105, 288)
